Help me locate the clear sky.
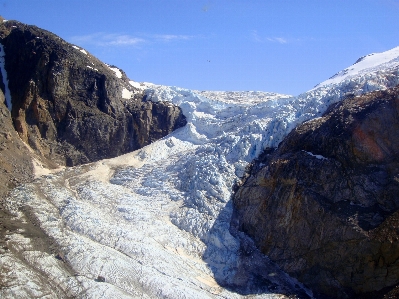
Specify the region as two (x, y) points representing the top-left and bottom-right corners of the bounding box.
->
(2, 0), (399, 95)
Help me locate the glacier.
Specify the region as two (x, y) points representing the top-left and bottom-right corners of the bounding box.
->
(2, 47), (399, 298)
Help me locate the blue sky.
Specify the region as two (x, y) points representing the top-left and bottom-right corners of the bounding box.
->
(2, 0), (399, 95)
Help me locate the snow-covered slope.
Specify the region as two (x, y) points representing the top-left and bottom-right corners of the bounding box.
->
(3, 46), (399, 298)
(315, 46), (399, 89)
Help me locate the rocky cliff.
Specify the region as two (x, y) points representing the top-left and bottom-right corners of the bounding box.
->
(233, 86), (399, 298)
(0, 20), (186, 169)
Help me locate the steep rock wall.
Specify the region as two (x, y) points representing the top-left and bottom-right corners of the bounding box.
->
(0, 21), (186, 167)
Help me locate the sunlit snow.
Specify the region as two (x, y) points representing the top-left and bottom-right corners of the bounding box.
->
(122, 87), (133, 99)
(109, 66), (123, 78)
(86, 65), (98, 71)
(316, 46), (399, 88)
(3, 46), (399, 298)
(72, 45), (88, 55)
(129, 80), (147, 89)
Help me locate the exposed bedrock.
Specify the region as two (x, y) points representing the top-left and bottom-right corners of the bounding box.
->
(0, 90), (34, 198)
(233, 86), (399, 298)
(0, 21), (186, 167)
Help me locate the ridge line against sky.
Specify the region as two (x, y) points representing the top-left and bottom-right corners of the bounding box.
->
(2, 0), (399, 95)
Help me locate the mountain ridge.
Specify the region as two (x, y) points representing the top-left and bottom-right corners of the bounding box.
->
(0, 20), (186, 170)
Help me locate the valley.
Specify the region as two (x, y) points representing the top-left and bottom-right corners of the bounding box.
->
(1, 19), (399, 298)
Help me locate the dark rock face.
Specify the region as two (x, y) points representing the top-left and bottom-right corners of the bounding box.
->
(233, 86), (399, 298)
(0, 21), (186, 167)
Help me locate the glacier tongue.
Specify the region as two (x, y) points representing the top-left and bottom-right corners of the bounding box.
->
(3, 46), (399, 298)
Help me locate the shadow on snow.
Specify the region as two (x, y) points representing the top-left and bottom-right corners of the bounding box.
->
(201, 199), (312, 298)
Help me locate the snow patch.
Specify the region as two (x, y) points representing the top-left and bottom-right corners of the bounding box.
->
(108, 66), (122, 78)
(129, 80), (146, 89)
(122, 88), (133, 99)
(71, 45), (88, 55)
(316, 46), (399, 88)
(86, 65), (98, 71)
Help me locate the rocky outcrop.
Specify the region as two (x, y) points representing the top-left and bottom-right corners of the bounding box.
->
(0, 20), (186, 167)
(233, 86), (399, 298)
